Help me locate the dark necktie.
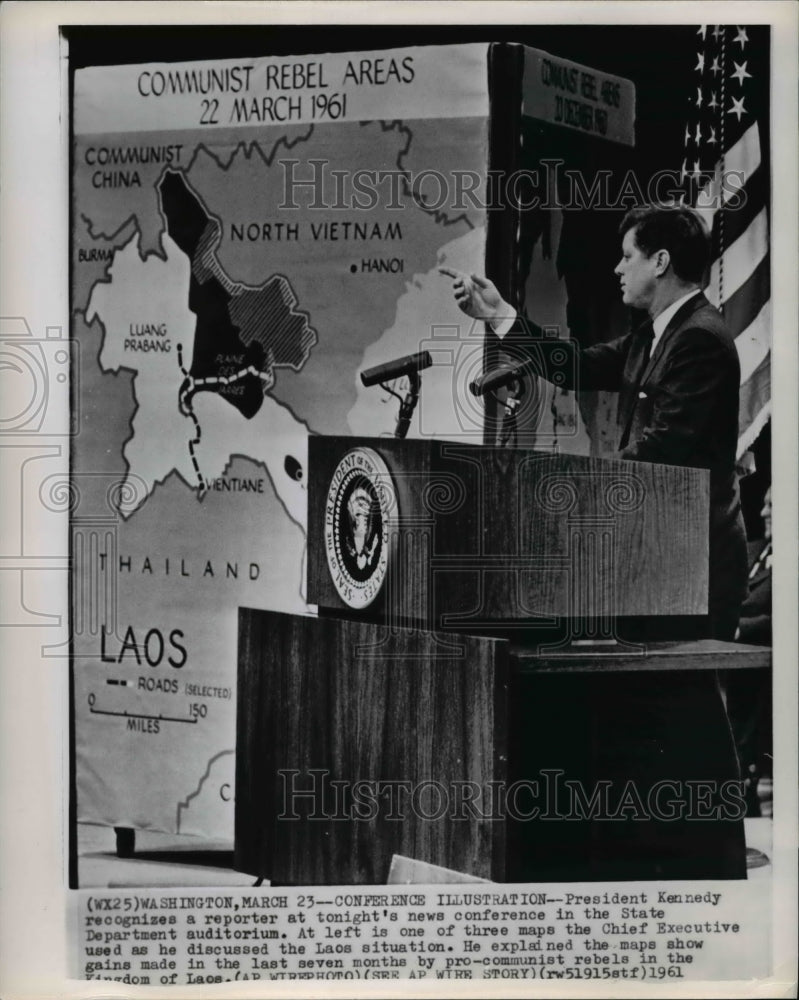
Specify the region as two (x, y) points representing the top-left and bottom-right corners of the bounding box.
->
(639, 321), (655, 372)
(619, 322), (656, 450)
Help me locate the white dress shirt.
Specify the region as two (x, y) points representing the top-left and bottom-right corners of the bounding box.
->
(650, 288), (702, 352)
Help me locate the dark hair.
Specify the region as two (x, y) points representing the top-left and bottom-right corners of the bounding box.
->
(619, 205), (710, 283)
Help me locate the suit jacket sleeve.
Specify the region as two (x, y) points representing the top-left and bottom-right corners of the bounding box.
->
(736, 611), (771, 646)
(501, 316), (630, 391)
(619, 325), (735, 466)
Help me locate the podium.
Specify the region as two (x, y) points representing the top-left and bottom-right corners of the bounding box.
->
(235, 437), (768, 884)
(306, 438), (710, 629)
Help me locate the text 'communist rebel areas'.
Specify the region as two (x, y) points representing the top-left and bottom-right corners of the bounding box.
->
(133, 56), (415, 126)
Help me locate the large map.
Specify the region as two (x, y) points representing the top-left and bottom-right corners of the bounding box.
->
(72, 45), (491, 838)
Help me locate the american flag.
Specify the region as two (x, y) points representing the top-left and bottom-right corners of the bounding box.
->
(681, 24), (770, 459)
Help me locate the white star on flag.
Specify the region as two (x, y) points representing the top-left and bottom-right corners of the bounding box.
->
(697, 25), (708, 39)
(710, 56), (721, 75)
(695, 123), (702, 143)
(696, 86), (703, 108)
(707, 125), (717, 144)
(731, 61), (752, 85)
(695, 52), (706, 72)
(728, 96), (746, 121)
(734, 26), (749, 48)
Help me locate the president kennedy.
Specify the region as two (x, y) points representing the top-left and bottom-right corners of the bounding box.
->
(441, 204), (748, 640)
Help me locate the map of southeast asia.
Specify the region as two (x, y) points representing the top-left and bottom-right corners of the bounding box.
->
(71, 44), (492, 838)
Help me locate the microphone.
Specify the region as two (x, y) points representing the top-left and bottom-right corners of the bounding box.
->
(360, 350), (432, 387)
(469, 359), (533, 396)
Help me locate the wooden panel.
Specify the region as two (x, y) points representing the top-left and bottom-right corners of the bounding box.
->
(307, 437), (709, 626)
(236, 612), (748, 884)
(235, 609), (509, 885)
(519, 452), (706, 617)
(510, 639), (771, 674)
(432, 447), (708, 621)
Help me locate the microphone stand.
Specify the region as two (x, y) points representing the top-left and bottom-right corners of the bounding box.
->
(380, 370), (422, 439)
(498, 377), (523, 448)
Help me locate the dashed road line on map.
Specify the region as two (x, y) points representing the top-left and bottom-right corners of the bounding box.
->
(177, 343), (206, 492)
(177, 342), (275, 494)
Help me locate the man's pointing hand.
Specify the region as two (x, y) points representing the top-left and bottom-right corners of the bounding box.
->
(439, 267), (509, 324)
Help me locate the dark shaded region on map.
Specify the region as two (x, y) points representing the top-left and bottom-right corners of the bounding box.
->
(158, 169), (316, 420)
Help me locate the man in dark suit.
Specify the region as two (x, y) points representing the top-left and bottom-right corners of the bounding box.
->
(441, 205), (750, 878)
(441, 204), (748, 640)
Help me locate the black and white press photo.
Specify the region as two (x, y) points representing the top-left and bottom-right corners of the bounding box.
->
(0, 3), (796, 997)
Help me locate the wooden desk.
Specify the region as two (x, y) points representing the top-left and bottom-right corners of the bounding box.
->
(235, 610), (768, 885)
(511, 638), (771, 673)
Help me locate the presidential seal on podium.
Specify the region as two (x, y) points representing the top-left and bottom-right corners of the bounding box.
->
(324, 447), (397, 609)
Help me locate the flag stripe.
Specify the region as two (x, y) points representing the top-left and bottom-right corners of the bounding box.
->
(694, 165), (723, 234)
(722, 252), (771, 338)
(706, 207), (768, 307)
(724, 119), (762, 179)
(738, 400), (770, 458)
(695, 119), (761, 231)
(711, 166), (768, 256)
(737, 352), (770, 456)
(739, 352), (770, 420)
(735, 299), (771, 384)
